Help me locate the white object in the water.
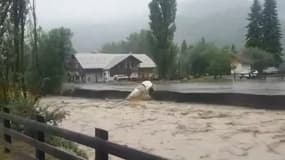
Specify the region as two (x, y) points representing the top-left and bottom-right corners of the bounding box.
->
(142, 81), (153, 90)
(127, 81), (154, 101)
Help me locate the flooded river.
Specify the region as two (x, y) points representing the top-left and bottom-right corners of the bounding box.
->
(41, 96), (285, 160)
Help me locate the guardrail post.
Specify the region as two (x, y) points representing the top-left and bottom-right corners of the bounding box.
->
(36, 115), (45, 160)
(3, 107), (11, 153)
(95, 128), (108, 160)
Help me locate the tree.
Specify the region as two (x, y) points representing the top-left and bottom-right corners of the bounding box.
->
(0, 0), (30, 101)
(188, 40), (232, 78)
(101, 30), (152, 56)
(207, 50), (231, 79)
(31, 27), (75, 94)
(181, 40), (188, 54)
(189, 41), (214, 77)
(149, 0), (177, 79)
(32, 0), (40, 78)
(246, 0), (263, 48)
(242, 48), (274, 73)
(262, 0), (283, 65)
(178, 40), (189, 78)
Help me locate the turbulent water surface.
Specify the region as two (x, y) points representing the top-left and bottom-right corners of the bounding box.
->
(41, 97), (285, 160)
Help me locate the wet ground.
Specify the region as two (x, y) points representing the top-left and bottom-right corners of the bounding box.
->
(76, 79), (285, 95)
(41, 96), (285, 160)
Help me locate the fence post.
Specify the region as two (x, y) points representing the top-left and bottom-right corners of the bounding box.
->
(35, 115), (45, 160)
(95, 128), (108, 160)
(3, 107), (11, 153)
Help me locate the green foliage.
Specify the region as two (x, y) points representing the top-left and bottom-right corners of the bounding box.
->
(242, 47), (274, 73)
(181, 40), (188, 54)
(246, 0), (263, 48)
(262, 0), (283, 65)
(245, 0), (283, 65)
(149, 0), (177, 79)
(101, 30), (152, 56)
(207, 49), (232, 79)
(4, 95), (87, 159)
(27, 27), (75, 94)
(48, 136), (88, 159)
(187, 40), (231, 78)
(177, 40), (190, 78)
(189, 42), (214, 77)
(0, 2), (85, 159)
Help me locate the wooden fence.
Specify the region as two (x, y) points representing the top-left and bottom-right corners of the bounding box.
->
(0, 107), (167, 160)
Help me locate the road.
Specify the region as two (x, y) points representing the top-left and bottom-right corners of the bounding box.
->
(75, 79), (285, 95)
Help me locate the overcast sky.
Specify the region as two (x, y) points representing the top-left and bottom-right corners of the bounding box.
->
(36, 0), (284, 52)
(37, 0), (190, 26)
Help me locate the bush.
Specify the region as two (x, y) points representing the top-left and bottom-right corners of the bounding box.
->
(4, 95), (87, 159)
(185, 41), (231, 78)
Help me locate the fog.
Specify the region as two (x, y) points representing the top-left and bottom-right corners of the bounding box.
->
(37, 0), (285, 52)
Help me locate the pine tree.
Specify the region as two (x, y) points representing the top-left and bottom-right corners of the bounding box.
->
(262, 0), (283, 65)
(149, 0), (177, 79)
(246, 0), (263, 48)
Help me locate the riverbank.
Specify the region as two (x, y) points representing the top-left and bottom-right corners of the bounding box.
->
(72, 79), (285, 95)
(41, 96), (285, 160)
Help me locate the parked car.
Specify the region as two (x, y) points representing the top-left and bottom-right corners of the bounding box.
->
(239, 70), (258, 79)
(112, 75), (129, 81)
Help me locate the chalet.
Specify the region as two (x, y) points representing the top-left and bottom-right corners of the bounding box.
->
(66, 53), (156, 83)
(231, 54), (251, 75)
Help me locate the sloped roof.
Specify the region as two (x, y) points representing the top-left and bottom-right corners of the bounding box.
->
(105, 54), (130, 69)
(131, 54), (156, 68)
(231, 53), (251, 65)
(74, 53), (156, 70)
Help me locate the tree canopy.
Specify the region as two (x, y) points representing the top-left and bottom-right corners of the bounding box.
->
(262, 0), (283, 65)
(101, 30), (152, 55)
(149, 0), (177, 79)
(246, 0), (263, 48)
(186, 40), (232, 78)
(36, 27), (75, 94)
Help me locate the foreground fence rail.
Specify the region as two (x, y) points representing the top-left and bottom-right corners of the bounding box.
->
(0, 107), (167, 160)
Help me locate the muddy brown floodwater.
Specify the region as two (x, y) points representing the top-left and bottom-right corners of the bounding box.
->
(41, 96), (285, 160)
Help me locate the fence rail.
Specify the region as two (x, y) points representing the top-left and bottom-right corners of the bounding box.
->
(0, 107), (167, 160)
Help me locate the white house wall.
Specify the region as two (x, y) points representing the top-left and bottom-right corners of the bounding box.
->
(231, 63), (251, 74)
(85, 72), (104, 83)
